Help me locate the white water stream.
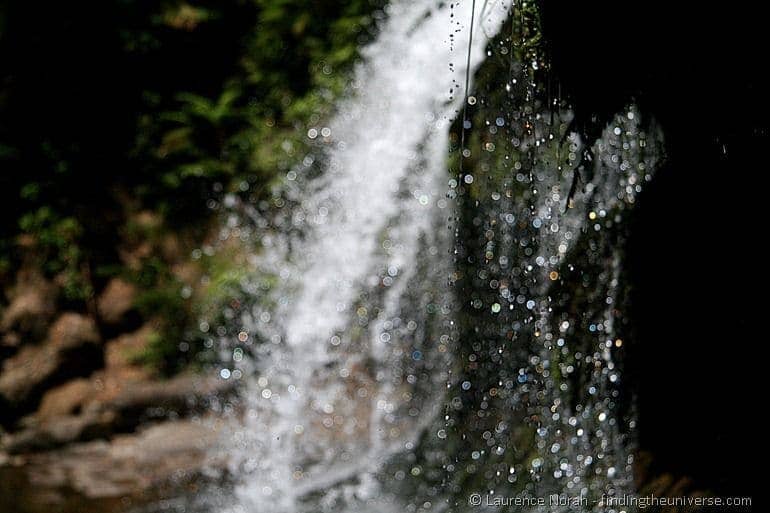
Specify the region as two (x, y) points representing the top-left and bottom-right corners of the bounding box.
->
(226, 2), (511, 511)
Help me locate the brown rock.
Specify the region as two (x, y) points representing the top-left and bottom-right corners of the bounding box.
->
(48, 313), (100, 350)
(133, 210), (161, 230)
(0, 332), (20, 349)
(118, 242), (153, 271)
(95, 373), (232, 421)
(104, 325), (153, 372)
(0, 313), (101, 414)
(16, 418), (226, 502)
(96, 278), (138, 326)
(37, 379), (94, 421)
(1, 373), (233, 453)
(160, 233), (182, 261)
(0, 279), (56, 341)
(2, 410), (117, 454)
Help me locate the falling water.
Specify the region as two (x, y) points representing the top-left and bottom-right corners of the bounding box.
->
(441, 104), (663, 511)
(214, 1), (664, 512)
(222, 1), (510, 512)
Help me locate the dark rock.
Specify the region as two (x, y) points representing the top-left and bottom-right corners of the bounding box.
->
(0, 332), (21, 362)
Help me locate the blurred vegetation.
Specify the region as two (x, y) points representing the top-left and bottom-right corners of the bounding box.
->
(0, 0), (384, 371)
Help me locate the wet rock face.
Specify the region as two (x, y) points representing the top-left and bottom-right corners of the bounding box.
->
(0, 313), (102, 423)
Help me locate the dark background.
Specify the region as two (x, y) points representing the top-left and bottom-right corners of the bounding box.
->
(543, 1), (764, 497)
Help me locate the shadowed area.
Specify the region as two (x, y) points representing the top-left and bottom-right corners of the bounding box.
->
(542, 0), (764, 495)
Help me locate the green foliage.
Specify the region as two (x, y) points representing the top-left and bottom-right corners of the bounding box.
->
(17, 207), (93, 301)
(0, 0), (384, 372)
(126, 249), (196, 374)
(132, 0), (385, 219)
(130, 249), (273, 374)
(132, 279), (190, 373)
(1, 0), (384, 244)
(197, 260), (251, 320)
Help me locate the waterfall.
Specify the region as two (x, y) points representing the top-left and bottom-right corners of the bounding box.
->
(215, 1), (664, 512)
(222, 1), (511, 512)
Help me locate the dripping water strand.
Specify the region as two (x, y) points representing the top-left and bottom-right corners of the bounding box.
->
(444, 0), (480, 492)
(458, 0), (477, 179)
(444, 0), (479, 487)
